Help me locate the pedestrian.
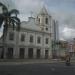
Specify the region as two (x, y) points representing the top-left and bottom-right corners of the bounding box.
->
(65, 54), (70, 66)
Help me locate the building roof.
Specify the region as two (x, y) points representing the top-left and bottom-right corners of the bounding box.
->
(21, 17), (42, 31)
(20, 7), (50, 33)
(38, 6), (48, 15)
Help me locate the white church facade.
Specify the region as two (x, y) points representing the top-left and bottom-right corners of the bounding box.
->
(0, 7), (59, 59)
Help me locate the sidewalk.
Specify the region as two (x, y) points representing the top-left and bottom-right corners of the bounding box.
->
(0, 59), (65, 65)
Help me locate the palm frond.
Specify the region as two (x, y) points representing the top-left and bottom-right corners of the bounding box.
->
(0, 2), (8, 12)
(9, 9), (19, 17)
(0, 2), (4, 6)
(11, 16), (20, 24)
(0, 14), (4, 28)
(10, 16), (21, 31)
(2, 6), (8, 13)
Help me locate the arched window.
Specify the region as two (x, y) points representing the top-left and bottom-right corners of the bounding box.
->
(9, 32), (14, 40)
(21, 34), (25, 42)
(37, 36), (41, 44)
(30, 35), (33, 43)
(45, 38), (49, 44)
(38, 18), (40, 23)
(45, 18), (48, 24)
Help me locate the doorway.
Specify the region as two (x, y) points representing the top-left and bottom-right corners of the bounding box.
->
(19, 48), (25, 58)
(7, 48), (13, 59)
(28, 48), (33, 58)
(36, 49), (40, 58)
(45, 50), (48, 59)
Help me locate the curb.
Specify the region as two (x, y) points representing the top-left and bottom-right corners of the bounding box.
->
(0, 61), (65, 65)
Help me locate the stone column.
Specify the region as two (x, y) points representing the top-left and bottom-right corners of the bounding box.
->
(33, 48), (36, 59)
(14, 31), (19, 59)
(4, 47), (7, 59)
(13, 47), (19, 59)
(25, 47), (28, 58)
(41, 48), (45, 59)
(48, 49), (52, 59)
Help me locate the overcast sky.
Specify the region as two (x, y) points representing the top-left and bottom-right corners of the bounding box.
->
(0, 0), (75, 41)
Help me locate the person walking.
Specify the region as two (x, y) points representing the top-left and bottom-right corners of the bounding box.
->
(65, 54), (71, 66)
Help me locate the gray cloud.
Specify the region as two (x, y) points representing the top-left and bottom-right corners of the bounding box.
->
(60, 27), (75, 40)
(0, 0), (75, 40)
(63, 15), (75, 28)
(0, 0), (15, 10)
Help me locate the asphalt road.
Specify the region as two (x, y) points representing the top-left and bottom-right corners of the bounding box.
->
(0, 62), (75, 75)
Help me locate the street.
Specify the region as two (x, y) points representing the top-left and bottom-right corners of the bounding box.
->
(0, 62), (75, 75)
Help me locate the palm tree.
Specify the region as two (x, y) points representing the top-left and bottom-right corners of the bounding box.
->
(0, 2), (20, 58)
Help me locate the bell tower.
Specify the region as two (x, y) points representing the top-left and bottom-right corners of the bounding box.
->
(36, 6), (51, 32)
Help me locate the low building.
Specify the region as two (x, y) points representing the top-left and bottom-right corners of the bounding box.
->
(56, 41), (68, 59)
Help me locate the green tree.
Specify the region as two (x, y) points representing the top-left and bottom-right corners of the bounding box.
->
(0, 2), (20, 58)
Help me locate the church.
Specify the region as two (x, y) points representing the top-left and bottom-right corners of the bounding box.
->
(0, 7), (59, 59)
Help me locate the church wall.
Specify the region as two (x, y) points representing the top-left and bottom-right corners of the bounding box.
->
(0, 6), (59, 59)
(35, 33), (43, 47)
(18, 31), (27, 46)
(5, 29), (17, 45)
(3, 28), (52, 59)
